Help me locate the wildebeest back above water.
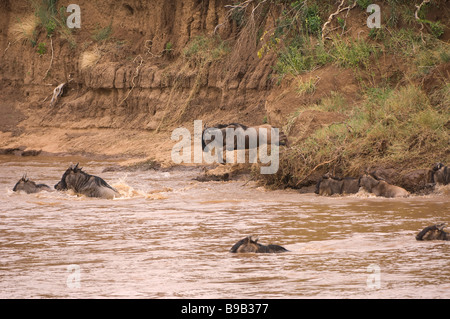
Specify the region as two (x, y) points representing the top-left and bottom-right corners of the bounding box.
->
(13, 175), (51, 194)
(359, 174), (409, 198)
(315, 174), (360, 196)
(54, 163), (120, 199)
(416, 224), (449, 241)
(230, 236), (288, 253)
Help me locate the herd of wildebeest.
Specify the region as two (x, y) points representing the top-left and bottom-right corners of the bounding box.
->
(8, 123), (450, 250)
(11, 160), (450, 250)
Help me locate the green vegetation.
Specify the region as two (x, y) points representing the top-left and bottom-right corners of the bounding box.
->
(182, 34), (230, 67)
(249, 0), (449, 188)
(36, 42), (47, 55)
(92, 23), (113, 42)
(260, 84), (449, 188)
(25, 0), (76, 47)
(32, 0), (58, 37)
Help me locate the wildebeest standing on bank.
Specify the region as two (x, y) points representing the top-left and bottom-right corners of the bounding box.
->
(13, 175), (51, 193)
(201, 123), (288, 152)
(54, 163), (120, 199)
(230, 236), (288, 253)
(431, 163), (449, 185)
(416, 224), (449, 241)
(359, 174), (409, 198)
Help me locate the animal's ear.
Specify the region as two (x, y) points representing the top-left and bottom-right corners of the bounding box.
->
(437, 223), (446, 231)
(203, 122), (207, 129)
(250, 236), (259, 243)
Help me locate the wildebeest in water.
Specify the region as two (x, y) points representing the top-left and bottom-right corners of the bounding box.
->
(13, 174), (51, 194)
(359, 174), (409, 198)
(54, 163), (120, 199)
(430, 162), (449, 185)
(230, 236), (288, 253)
(315, 174), (360, 196)
(416, 224), (449, 241)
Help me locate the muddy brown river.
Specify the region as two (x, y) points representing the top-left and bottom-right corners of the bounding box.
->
(0, 155), (449, 298)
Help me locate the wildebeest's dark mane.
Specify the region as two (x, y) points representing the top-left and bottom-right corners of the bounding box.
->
(56, 163), (116, 191)
(72, 166), (117, 190)
(218, 123), (249, 130)
(201, 123), (250, 151)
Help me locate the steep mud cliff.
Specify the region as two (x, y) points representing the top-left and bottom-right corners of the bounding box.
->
(0, 0), (278, 162)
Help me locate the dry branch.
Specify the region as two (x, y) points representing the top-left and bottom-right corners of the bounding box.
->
(415, 0), (431, 20)
(43, 37), (54, 80)
(294, 157), (338, 187)
(119, 55), (143, 106)
(322, 0), (357, 41)
(414, 0), (432, 42)
(49, 82), (66, 107)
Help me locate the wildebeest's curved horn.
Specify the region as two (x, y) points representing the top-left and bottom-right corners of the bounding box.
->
(250, 235), (259, 243)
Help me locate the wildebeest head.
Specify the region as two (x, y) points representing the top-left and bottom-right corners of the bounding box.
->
(359, 174), (380, 192)
(416, 223), (449, 241)
(201, 123), (221, 152)
(432, 162), (445, 171)
(54, 163), (81, 190)
(13, 174), (50, 194)
(230, 236), (288, 253)
(431, 162), (449, 185)
(230, 236), (261, 253)
(13, 174), (35, 192)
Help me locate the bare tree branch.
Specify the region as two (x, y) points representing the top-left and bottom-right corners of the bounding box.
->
(322, 0), (357, 41)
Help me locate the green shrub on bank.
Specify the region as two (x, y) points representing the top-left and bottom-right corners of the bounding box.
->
(259, 84), (449, 188)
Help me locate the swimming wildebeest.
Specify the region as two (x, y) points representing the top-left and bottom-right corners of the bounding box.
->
(230, 236), (288, 253)
(430, 163), (449, 185)
(201, 123), (288, 152)
(54, 163), (120, 199)
(416, 224), (449, 241)
(359, 174), (409, 198)
(315, 174), (360, 196)
(13, 174), (51, 194)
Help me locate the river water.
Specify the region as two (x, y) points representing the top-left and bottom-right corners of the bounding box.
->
(0, 155), (449, 299)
